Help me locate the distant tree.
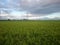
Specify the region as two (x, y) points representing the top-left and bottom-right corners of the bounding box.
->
(8, 19), (10, 21)
(23, 19), (28, 21)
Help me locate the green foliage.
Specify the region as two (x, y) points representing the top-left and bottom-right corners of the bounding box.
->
(0, 20), (60, 45)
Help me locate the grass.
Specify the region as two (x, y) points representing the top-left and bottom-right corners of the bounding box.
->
(0, 20), (60, 45)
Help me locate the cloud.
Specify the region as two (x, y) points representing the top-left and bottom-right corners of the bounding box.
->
(0, 0), (60, 14)
(0, 0), (60, 20)
(20, 0), (60, 14)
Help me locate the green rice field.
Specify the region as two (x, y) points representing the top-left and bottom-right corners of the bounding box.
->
(0, 20), (60, 45)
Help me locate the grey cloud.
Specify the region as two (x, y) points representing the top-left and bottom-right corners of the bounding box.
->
(20, 0), (60, 14)
(0, 0), (60, 15)
(30, 3), (60, 14)
(0, 16), (8, 20)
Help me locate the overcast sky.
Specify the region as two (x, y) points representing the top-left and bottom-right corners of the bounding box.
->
(0, 0), (60, 20)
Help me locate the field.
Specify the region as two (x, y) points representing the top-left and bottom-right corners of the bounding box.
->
(0, 20), (60, 45)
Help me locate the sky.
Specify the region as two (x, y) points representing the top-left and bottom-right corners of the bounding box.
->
(0, 0), (60, 20)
